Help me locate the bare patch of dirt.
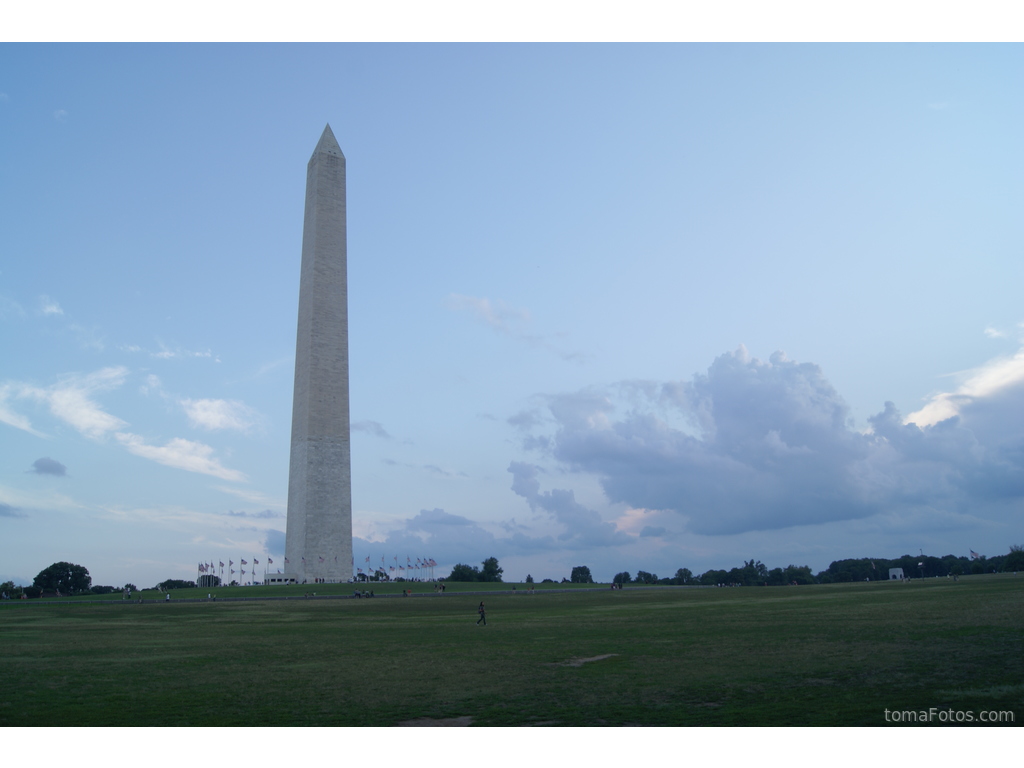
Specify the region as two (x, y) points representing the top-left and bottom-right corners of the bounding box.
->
(394, 716), (474, 727)
(552, 653), (619, 667)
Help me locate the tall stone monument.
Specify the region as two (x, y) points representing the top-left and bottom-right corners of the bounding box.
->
(283, 124), (352, 584)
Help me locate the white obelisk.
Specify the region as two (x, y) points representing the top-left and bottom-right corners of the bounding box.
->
(284, 124), (352, 584)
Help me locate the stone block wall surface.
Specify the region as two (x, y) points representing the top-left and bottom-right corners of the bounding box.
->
(284, 125), (353, 584)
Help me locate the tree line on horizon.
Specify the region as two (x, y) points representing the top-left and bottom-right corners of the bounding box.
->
(440, 546), (1024, 588)
(3, 546), (1022, 599)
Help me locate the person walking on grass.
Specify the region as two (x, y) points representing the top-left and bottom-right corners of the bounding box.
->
(476, 601), (486, 626)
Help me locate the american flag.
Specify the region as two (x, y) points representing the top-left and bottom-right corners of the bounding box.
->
(267, 557), (273, 564)
(241, 559), (248, 565)
(219, 561), (224, 568)
(318, 556), (324, 563)
(970, 550), (980, 559)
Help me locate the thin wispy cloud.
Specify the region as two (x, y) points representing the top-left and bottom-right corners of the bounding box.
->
(0, 295), (26, 318)
(53, 109), (68, 122)
(68, 323), (105, 351)
(445, 293), (586, 363)
(182, 398), (257, 432)
(151, 342), (219, 362)
(115, 433), (246, 482)
(352, 420), (391, 439)
(1, 368), (248, 482)
(444, 294), (530, 333)
(382, 458), (468, 478)
(0, 384), (45, 436)
(225, 509), (282, 519)
(39, 295), (63, 316)
(22, 367), (130, 440)
(215, 486), (283, 508)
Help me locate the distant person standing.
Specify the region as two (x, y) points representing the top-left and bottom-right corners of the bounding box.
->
(476, 601), (486, 626)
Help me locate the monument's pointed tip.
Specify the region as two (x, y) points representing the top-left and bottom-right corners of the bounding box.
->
(314, 123), (343, 157)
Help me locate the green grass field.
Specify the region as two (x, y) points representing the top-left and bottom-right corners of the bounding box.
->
(2, 575), (1021, 726)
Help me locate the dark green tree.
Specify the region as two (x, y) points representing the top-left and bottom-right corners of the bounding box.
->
(1005, 545), (1024, 572)
(672, 568), (693, 585)
(784, 565), (815, 585)
(1, 580), (24, 599)
(479, 557), (503, 582)
(33, 562), (92, 595)
(570, 565), (593, 583)
(635, 570), (658, 584)
(612, 571), (631, 585)
(447, 563), (480, 581)
(525, 574), (534, 583)
(700, 569), (728, 585)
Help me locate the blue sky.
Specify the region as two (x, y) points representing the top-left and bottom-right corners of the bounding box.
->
(2, 44), (1023, 588)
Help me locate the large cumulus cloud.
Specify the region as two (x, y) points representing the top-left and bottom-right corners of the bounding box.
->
(529, 346), (1024, 536)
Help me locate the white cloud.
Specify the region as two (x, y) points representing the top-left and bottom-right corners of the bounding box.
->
(39, 295), (63, 315)
(984, 327), (1005, 339)
(906, 347), (1024, 427)
(444, 293), (586, 363)
(2, 368), (128, 438)
(444, 293), (530, 333)
(115, 433), (246, 482)
(139, 374), (163, 396)
(215, 486), (283, 508)
(42, 367), (130, 439)
(182, 398), (257, 432)
(0, 384), (44, 436)
(151, 342), (218, 362)
(0, 295), (26, 318)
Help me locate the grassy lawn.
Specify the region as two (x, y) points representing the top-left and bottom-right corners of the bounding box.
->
(1, 575), (1021, 726)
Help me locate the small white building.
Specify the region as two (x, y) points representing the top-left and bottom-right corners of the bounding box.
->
(888, 568), (905, 580)
(264, 575), (298, 585)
